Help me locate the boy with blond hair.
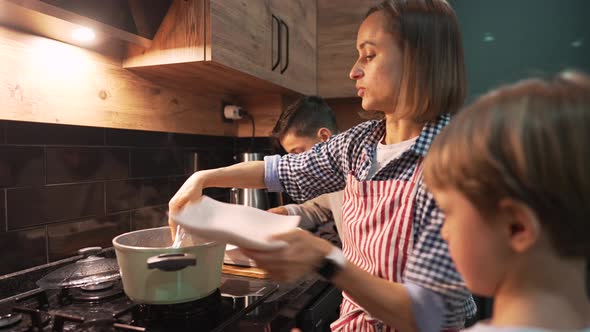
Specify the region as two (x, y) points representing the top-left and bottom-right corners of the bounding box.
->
(424, 71), (590, 331)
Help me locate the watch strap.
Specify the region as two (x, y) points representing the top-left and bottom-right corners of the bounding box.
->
(316, 247), (346, 280)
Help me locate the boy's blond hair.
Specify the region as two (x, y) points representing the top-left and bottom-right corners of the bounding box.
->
(424, 71), (590, 257)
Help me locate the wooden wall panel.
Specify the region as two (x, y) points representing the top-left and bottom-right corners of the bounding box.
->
(234, 94), (283, 137)
(318, 0), (380, 98)
(327, 97), (366, 131)
(0, 25), (235, 136)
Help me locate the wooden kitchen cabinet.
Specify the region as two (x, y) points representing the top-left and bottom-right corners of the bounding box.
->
(208, 0), (275, 86)
(318, 0), (379, 98)
(270, 0), (317, 95)
(124, 0), (316, 96)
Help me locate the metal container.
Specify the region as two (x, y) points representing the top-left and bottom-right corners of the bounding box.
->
(230, 152), (270, 210)
(112, 227), (225, 304)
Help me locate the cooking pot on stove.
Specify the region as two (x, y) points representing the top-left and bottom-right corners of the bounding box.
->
(112, 226), (225, 305)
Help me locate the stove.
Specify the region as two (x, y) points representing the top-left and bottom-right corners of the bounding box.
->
(0, 276), (278, 332)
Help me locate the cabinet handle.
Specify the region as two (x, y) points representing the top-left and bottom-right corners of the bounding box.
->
(280, 19), (289, 74)
(271, 14), (281, 71)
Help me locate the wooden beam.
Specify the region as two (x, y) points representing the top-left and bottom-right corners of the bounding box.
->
(0, 25), (236, 136)
(126, 61), (293, 96)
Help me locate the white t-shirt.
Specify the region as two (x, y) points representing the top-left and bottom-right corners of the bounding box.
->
(465, 323), (590, 332)
(367, 136), (418, 178)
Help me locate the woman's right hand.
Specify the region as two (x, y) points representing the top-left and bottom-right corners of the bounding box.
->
(168, 171), (207, 239)
(167, 161), (267, 240)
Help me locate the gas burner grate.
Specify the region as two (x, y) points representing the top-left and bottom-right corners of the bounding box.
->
(59, 282), (124, 304)
(0, 313), (22, 329)
(10, 306), (51, 331)
(135, 289), (222, 320)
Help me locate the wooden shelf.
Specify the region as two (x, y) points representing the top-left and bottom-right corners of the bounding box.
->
(0, 0), (152, 49)
(126, 61), (294, 96)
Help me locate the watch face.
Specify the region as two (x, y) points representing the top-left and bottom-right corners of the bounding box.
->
(317, 257), (340, 280)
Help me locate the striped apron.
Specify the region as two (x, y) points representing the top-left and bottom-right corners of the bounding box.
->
(330, 160), (423, 332)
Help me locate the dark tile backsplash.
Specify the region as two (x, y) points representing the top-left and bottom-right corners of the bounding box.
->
(106, 128), (175, 147)
(0, 120), (241, 275)
(0, 191), (5, 232)
(0, 124), (5, 144)
(234, 137), (277, 156)
(0, 226), (47, 275)
(130, 205), (168, 231)
(105, 178), (169, 213)
(0, 146), (44, 188)
(197, 150), (236, 173)
(173, 133), (234, 149)
(47, 213), (131, 261)
(129, 149), (185, 177)
(7, 183), (104, 230)
(46, 147), (129, 183)
(5, 121), (104, 146)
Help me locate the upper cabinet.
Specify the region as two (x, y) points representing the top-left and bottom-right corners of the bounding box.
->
(317, 0), (379, 98)
(270, 0), (317, 95)
(123, 0), (317, 96)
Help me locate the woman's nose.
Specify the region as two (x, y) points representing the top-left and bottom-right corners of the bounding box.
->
(349, 64), (363, 80)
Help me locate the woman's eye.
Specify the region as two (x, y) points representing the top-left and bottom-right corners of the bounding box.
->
(365, 54), (376, 61)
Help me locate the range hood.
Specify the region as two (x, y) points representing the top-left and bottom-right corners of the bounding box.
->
(0, 0), (173, 48)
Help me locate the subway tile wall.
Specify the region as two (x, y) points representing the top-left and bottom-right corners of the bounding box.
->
(0, 120), (272, 275)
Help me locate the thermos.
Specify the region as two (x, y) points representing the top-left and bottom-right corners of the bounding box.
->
(230, 153), (270, 210)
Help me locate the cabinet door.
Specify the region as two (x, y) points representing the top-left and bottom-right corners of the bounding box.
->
(318, 0), (380, 98)
(271, 0), (317, 95)
(209, 0), (277, 83)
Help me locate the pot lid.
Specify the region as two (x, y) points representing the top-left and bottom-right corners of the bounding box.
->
(37, 247), (120, 289)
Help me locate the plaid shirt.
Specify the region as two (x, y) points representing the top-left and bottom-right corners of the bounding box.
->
(271, 114), (476, 328)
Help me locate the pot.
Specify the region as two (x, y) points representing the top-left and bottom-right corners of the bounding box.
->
(112, 226), (225, 304)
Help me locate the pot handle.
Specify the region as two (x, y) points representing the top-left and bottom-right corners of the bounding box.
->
(147, 253), (197, 272)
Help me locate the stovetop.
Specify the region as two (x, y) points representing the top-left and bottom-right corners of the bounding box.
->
(0, 276), (278, 332)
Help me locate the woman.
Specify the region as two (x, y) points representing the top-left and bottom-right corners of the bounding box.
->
(169, 1), (475, 331)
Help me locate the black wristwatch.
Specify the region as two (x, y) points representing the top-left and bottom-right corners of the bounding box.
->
(316, 247), (346, 281)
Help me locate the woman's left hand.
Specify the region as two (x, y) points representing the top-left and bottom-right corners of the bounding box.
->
(241, 229), (334, 282)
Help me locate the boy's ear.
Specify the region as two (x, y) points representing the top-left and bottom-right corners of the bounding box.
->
(498, 198), (541, 253)
(317, 128), (332, 142)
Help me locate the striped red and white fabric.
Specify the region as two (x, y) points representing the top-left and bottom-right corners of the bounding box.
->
(330, 161), (423, 332)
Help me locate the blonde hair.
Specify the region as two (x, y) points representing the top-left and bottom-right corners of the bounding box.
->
(424, 71), (590, 257)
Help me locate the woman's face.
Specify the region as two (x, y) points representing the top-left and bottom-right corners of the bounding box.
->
(350, 11), (403, 114)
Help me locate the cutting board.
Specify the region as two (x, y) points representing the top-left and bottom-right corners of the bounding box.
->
(222, 264), (269, 279)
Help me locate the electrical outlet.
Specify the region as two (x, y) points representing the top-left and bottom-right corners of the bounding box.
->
(221, 103), (243, 122)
